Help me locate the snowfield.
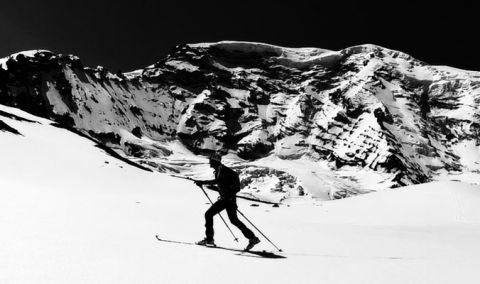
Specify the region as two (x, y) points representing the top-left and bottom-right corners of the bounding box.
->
(2, 104), (480, 283)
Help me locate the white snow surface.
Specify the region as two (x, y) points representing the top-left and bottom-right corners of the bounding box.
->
(0, 57), (7, 70)
(2, 104), (480, 283)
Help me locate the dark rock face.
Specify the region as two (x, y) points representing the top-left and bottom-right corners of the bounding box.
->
(1, 42), (480, 199)
(0, 107), (39, 135)
(0, 120), (22, 135)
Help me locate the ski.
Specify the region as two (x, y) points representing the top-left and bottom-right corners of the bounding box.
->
(155, 235), (286, 259)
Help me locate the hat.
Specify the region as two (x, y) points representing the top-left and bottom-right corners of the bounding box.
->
(209, 152), (222, 163)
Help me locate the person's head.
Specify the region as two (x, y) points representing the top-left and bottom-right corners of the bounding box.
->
(208, 153), (222, 169)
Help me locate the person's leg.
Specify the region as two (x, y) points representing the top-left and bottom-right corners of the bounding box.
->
(204, 200), (227, 240)
(225, 202), (255, 239)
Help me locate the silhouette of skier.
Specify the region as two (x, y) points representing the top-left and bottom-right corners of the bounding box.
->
(195, 153), (260, 251)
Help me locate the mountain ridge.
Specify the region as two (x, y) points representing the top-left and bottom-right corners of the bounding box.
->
(1, 41), (479, 201)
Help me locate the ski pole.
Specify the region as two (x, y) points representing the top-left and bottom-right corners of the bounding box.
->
(170, 176), (281, 205)
(196, 184), (239, 242)
(236, 209), (283, 252)
(171, 176), (239, 241)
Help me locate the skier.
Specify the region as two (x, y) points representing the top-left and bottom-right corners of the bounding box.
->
(195, 153), (260, 251)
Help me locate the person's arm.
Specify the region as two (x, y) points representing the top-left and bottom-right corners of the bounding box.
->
(194, 179), (216, 187)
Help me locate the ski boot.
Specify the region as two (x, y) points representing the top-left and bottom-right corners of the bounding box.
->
(244, 237), (260, 251)
(196, 237), (216, 247)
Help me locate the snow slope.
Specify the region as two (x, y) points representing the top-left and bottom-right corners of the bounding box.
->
(2, 104), (480, 283)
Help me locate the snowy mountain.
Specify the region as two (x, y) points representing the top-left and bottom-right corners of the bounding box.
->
(1, 41), (480, 201)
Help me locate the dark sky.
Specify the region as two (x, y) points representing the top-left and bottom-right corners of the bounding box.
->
(1, 0), (478, 72)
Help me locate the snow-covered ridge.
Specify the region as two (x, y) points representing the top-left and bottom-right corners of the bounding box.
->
(3, 49), (54, 59)
(188, 40), (340, 68)
(0, 49), (54, 70)
(188, 40), (334, 56)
